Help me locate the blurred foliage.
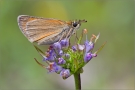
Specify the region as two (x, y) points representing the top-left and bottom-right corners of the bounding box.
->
(0, 0), (134, 90)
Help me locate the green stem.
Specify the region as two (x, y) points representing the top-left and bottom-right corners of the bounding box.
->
(74, 71), (81, 90)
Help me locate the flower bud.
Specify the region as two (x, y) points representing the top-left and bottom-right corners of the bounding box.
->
(60, 69), (70, 79)
(58, 58), (66, 64)
(60, 39), (69, 47)
(72, 45), (77, 51)
(65, 54), (70, 59)
(59, 50), (63, 56)
(53, 42), (61, 51)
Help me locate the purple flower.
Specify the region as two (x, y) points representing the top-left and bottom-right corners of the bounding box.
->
(59, 50), (63, 56)
(85, 40), (94, 53)
(84, 53), (97, 63)
(46, 62), (62, 73)
(55, 65), (63, 73)
(65, 54), (70, 59)
(53, 42), (61, 51)
(34, 31), (104, 79)
(58, 58), (66, 64)
(60, 39), (69, 47)
(84, 53), (92, 63)
(45, 49), (56, 61)
(60, 69), (70, 79)
(72, 45), (77, 51)
(46, 62), (57, 73)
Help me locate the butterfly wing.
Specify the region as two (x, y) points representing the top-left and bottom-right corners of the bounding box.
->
(18, 15), (69, 45)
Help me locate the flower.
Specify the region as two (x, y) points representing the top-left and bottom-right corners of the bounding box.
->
(59, 50), (63, 56)
(85, 40), (94, 53)
(60, 69), (70, 79)
(45, 49), (56, 62)
(65, 54), (70, 59)
(35, 29), (105, 79)
(46, 62), (63, 73)
(72, 45), (77, 51)
(58, 58), (66, 64)
(53, 42), (61, 51)
(84, 53), (97, 63)
(60, 39), (69, 47)
(54, 65), (63, 73)
(46, 62), (57, 73)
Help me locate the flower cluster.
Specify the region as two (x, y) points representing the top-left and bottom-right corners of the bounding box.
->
(35, 29), (105, 79)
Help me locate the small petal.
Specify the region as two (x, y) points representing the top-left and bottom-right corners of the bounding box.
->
(91, 53), (97, 57)
(85, 40), (94, 53)
(78, 44), (85, 51)
(46, 56), (55, 62)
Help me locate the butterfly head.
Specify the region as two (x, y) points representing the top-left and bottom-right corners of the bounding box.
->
(71, 19), (87, 30)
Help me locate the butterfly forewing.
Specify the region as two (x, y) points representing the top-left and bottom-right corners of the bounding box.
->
(18, 15), (69, 45)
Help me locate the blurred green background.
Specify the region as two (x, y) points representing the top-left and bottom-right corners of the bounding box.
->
(0, 0), (134, 90)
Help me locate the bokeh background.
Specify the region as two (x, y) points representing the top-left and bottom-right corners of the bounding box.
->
(0, 0), (134, 90)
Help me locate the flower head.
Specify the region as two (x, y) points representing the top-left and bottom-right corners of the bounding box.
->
(35, 29), (106, 79)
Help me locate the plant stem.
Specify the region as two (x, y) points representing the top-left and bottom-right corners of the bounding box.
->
(74, 71), (81, 90)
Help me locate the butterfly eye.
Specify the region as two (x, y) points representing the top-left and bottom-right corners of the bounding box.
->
(72, 22), (78, 27)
